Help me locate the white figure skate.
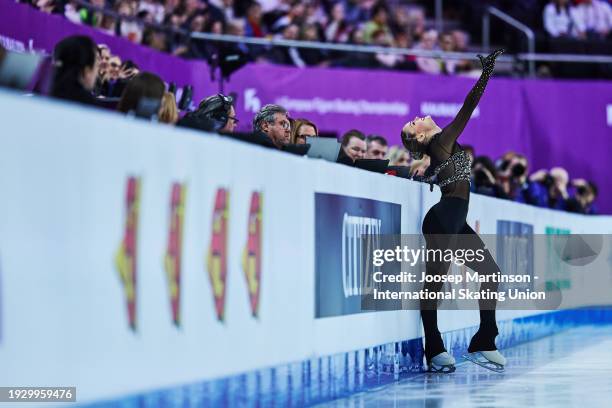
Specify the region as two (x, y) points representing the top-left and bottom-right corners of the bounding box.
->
(463, 350), (506, 373)
(427, 352), (456, 373)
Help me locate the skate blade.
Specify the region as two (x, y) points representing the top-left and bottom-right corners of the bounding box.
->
(427, 364), (456, 373)
(462, 353), (505, 373)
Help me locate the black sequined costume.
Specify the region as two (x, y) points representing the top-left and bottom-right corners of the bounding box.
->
(413, 50), (505, 364)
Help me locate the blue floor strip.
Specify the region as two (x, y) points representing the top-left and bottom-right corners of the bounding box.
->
(84, 307), (612, 408)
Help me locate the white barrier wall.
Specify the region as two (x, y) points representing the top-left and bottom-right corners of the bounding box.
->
(0, 91), (611, 403)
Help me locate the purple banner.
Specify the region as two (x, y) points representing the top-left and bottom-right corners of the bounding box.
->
(1, 0), (611, 213)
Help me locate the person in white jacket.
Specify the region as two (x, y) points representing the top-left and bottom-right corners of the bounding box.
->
(573, 0), (612, 39)
(543, 0), (582, 38)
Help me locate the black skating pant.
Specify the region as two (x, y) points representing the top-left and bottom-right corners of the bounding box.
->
(421, 196), (500, 363)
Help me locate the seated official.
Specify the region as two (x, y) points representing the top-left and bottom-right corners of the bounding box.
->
(177, 93), (238, 133)
(365, 134), (389, 159)
(339, 129), (366, 163)
(252, 104), (291, 149)
(290, 118), (318, 144)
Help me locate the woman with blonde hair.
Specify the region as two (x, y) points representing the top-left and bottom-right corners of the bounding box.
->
(290, 118), (318, 144)
(159, 92), (179, 124)
(386, 146), (411, 167)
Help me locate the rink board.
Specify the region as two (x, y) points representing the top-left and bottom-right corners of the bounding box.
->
(0, 91), (611, 406)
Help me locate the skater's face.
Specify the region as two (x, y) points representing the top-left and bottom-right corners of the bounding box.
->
(402, 116), (437, 144)
(403, 116), (436, 139)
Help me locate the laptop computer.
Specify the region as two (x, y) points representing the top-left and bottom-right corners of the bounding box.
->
(306, 137), (341, 162)
(355, 159), (390, 174)
(0, 50), (42, 90)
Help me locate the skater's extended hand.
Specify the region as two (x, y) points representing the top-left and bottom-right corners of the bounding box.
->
(477, 49), (504, 72)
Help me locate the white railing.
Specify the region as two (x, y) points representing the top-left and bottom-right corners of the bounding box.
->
(483, 6), (536, 77)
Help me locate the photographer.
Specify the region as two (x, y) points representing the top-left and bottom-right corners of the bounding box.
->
(471, 156), (504, 198)
(528, 167), (569, 210)
(496, 153), (530, 202)
(566, 179), (598, 214)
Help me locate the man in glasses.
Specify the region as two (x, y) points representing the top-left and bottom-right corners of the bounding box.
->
(252, 104), (291, 149)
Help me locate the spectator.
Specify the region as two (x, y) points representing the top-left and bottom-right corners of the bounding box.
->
(439, 31), (471, 74)
(299, 24), (327, 66)
(252, 104), (291, 148)
(184, 0), (207, 20)
(107, 55), (122, 82)
(272, 1), (306, 33)
(365, 135), (388, 159)
(117, 72), (165, 116)
(415, 30), (441, 75)
(543, 0), (582, 38)
(211, 0), (235, 21)
(340, 129), (366, 162)
(220, 19), (257, 64)
(64, 0), (82, 24)
(406, 6), (426, 41)
(97, 44), (111, 81)
(116, 0), (144, 43)
(451, 30), (470, 52)
(78, 0), (106, 28)
(325, 3), (350, 43)
(386, 146), (410, 167)
(98, 56), (140, 98)
(290, 118), (318, 144)
(159, 92), (179, 124)
(139, 0), (165, 23)
(245, 2), (266, 38)
(267, 24), (306, 67)
(363, 2), (392, 44)
(373, 29), (403, 69)
(50, 35), (100, 106)
(99, 13), (119, 36)
(573, 0), (612, 40)
(343, 0), (370, 25)
(143, 29), (170, 52)
(392, 30), (418, 71)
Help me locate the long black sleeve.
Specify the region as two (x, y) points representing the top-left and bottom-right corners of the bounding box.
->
(436, 56), (498, 153)
(424, 49), (503, 199)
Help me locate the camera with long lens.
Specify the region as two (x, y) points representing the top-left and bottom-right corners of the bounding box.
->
(473, 167), (493, 187)
(511, 163), (526, 178)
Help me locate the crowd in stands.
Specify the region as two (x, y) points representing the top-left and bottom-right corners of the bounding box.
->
(543, 0), (611, 40)
(30, 33), (599, 215)
(24, 0), (481, 74)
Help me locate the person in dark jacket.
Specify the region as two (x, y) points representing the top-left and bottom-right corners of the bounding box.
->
(50, 35), (100, 106)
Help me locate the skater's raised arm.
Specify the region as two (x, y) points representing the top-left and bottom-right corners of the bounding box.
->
(438, 49), (504, 150)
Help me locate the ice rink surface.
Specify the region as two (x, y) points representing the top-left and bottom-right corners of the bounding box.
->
(316, 326), (612, 408)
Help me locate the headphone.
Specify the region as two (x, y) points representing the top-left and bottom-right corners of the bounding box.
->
(198, 93), (234, 131)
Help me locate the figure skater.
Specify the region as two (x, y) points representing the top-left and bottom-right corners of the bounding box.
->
(401, 49), (507, 373)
